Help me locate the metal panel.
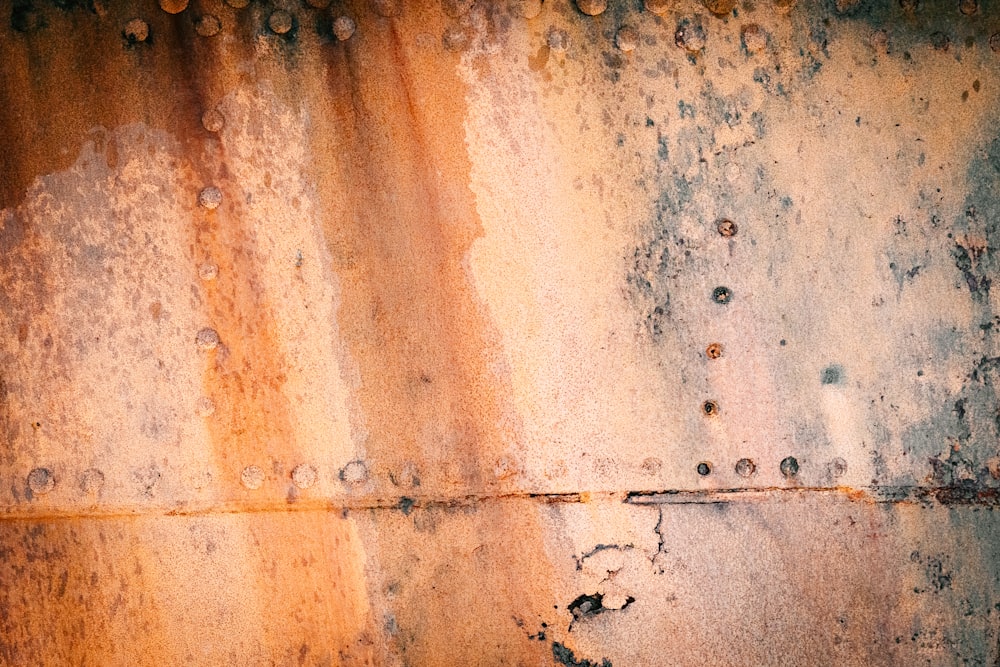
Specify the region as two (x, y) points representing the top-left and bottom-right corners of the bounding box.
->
(1, 0), (999, 664)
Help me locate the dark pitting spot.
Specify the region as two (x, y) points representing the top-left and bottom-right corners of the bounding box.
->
(552, 642), (613, 667)
(398, 497), (415, 515)
(697, 461), (712, 476)
(706, 343), (723, 359)
(821, 364), (844, 385)
(703, 400), (720, 416)
(712, 286), (732, 304)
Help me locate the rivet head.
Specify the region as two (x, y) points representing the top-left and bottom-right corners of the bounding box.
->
(339, 460), (370, 486)
(442, 0), (475, 17)
(547, 27), (570, 53)
(702, 400), (719, 416)
(712, 286), (732, 304)
(959, 0), (977, 15)
(990, 33), (1000, 52)
(696, 461), (712, 476)
(870, 29), (889, 54)
(616, 26), (639, 52)
(198, 186), (223, 210)
(198, 262), (219, 281)
(701, 0), (736, 17)
(195, 14), (221, 36)
(80, 468), (105, 495)
(268, 10), (293, 34)
(291, 463), (318, 489)
(195, 327), (220, 351)
(517, 0), (542, 18)
(123, 18), (150, 43)
(644, 0), (672, 14)
(576, 0), (607, 15)
(780, 456), (799, 478)
(830, 457), (848, 478)
(371, 0), (402, 17)
(442, 26), (470, 52)
(27, 468), (55, 495)
(741, 24), (766, 53)
(717, 218), (738, 237)
(735, 458), (756, 477)
(241, 465), (265, 490)
(706, 343), (723, 359)
(159, 0), (189, 14)
(675, 21), (706, 53)
(201, 109), (225, 133)
(333, 16), (356, 41)
(196, 396), (216, 417)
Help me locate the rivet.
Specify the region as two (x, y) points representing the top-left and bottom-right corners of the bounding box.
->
(616, 26), (639, 52)
(201, 109), (225, 133)
(712, 286), (732, 304)
(241, 465), (265, 490)
(442, 0), (475, 17)
(576, 0), (607, 15)
(339, 460), (370, 486)
(517, 0), (543, 18)
(442, 26), (470, 52)
(371, 0), (402, 17)
(27, 468), (55, 495)
(195, 14), (221, 36)
(196, 396), (216, 417)
(198, 262), (219, 281)
(870, 29), (889, 53)
(195, 327), (220, 351)
(675, 21), (706, 53)
(930, 31), (950, 51)
(644, 0), (671, 13)
(696, 461), (712, 476)
(268, 10), (293, 34)
(291, 463), (318, 489)
(741, 24), (766, 53)
(990, 33), (1000, 52)
(494, 454), (517, 480)
(333, 16), (356, 41)
(959, 0), (977, 15)
(547, 27), (570, 53)
(779, 456), (799, 478)
(701, 0), (736, 17)
(735, 458), (756, 477)
(80, 468), (105, 495)
(717, 219), (737, 237)
(830, 457), (848, 478)
(706, 343), (723, 359)
(640, 457), (662, 475)
(702, 399), (719, 416)
(123, 18), (150, 43)
(198, 186), (222, 210)
(159, 0), (189, 14)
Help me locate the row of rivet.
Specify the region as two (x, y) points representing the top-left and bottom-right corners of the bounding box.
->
(112, 4), (1000, 58)
(149, 0), (997, 20)
(696, 456), (848, 478)
(21, 460), (371, 497)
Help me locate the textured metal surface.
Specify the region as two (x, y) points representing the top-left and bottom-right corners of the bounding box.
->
(2, 0), (1000, 664)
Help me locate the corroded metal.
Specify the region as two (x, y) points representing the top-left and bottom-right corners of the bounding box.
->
(2, 0), (1000, 664)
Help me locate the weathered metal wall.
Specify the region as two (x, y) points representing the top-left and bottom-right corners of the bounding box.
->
(2, 0), (1000, 664)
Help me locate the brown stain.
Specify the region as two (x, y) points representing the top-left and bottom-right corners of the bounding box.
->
(314, 5), (521, 492)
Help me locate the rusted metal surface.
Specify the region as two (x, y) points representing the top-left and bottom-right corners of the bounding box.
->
(2, 0), (1000, 664)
